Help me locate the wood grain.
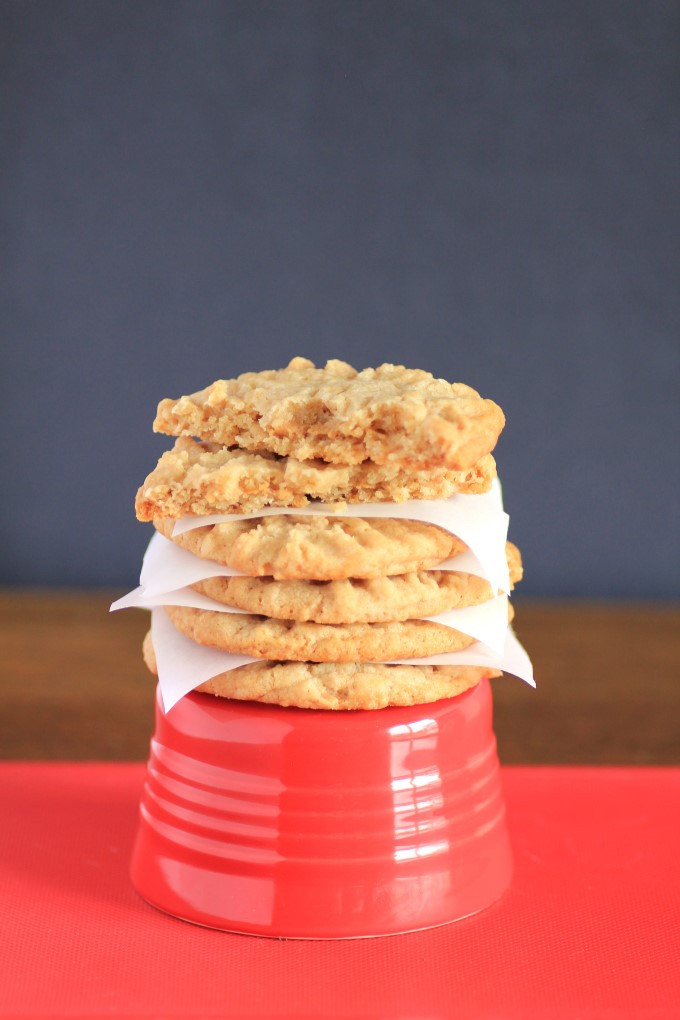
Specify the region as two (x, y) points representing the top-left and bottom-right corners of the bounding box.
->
(1, 589), (678, 763)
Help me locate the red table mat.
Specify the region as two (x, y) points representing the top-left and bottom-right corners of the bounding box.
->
(1, 763), (679, 1019)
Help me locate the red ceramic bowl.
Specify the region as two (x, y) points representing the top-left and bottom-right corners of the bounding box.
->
(131, 678), (512, 938)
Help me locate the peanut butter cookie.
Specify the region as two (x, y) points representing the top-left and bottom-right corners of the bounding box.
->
(191, 542), (522, 622)
(153, 514), (466, 580)
(153, 357), (505, 470)
(142, 630), (499, 709)
(136, 437), (496, 520)
(162, 602), (514, 662)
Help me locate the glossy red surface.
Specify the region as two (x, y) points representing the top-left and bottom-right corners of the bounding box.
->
(131, 678), (512, 938)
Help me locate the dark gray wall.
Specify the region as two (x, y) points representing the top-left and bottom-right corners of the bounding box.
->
(2, 1), (678, 597)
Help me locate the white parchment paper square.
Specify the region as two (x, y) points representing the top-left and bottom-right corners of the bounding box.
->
(148, 606), (534, 712)
(169, 482), (511, 593)
(111, 581), (510, 654)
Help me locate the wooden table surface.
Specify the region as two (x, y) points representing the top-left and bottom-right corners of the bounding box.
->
(1, 589), (678, 763)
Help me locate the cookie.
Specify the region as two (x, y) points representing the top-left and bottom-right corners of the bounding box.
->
(143, 630), (499, 709)
(162, 602), (514, 662)
(154, 514), (467, 580)
(153, 357), (505, 471)
(135, 437), (496, 520)
(192, 541), (522, 622)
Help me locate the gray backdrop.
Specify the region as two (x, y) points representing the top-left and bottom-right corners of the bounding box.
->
(2, 0), (678, 597)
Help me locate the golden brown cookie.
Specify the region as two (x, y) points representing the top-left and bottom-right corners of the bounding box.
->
(153, 357), (505, 471)
(135, 437), (496, 521)
(162, 603), (514, 662)
(192, 541), (522, 623)
(143, 630), (499, 709)
(154, 514), (467, 580)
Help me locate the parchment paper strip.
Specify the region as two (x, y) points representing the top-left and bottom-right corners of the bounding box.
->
(149, 606), (534, 712)
(111, 582), (510, 654)
(139, 509), (508, 595)
(170, 482), (511, 593)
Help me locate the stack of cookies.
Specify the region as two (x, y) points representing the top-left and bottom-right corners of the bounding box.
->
(132, 357), (524, 710)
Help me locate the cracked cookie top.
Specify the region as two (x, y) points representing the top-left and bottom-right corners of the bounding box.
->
(153, 357), (505, 470)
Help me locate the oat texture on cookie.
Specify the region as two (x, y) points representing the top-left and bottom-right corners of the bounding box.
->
(153, 357), (505, 470)
(116, 357), (529, 710)
(135, 438), (496, 520)
(190, 541), (522, 622)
